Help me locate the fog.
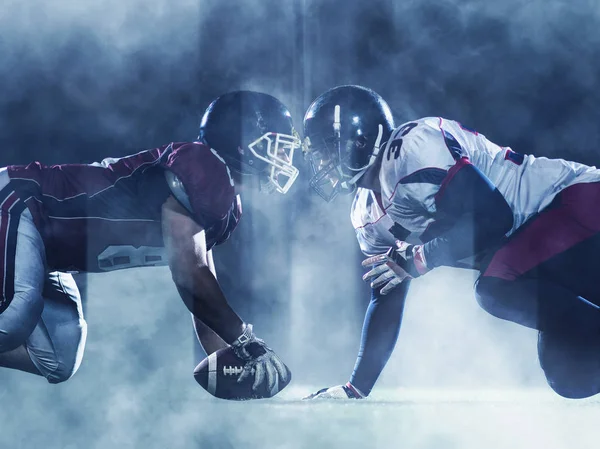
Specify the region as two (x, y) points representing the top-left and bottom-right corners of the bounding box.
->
(1, 0), (600, 447)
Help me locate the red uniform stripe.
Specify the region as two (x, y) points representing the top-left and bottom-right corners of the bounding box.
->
(0, 192), (19, 302)
(434, 157), (471, 202)
(484, 182), (600, 280)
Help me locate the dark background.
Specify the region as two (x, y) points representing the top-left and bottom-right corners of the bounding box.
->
(4, 0), (600, 166)
(1, 0), (600, 447)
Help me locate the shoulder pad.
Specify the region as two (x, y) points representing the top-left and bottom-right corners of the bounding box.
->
(164, 170), (193, 214)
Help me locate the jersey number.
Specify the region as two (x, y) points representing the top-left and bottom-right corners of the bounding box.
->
(386, 122), (418, 161)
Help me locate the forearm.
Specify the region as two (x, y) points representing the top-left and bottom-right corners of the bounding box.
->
(175, 266), (244, 344)
(162, 197), (245, 345)
(350, 281), (409, 396)
(193, 316), (229, 355)
(422, 160), (513, 269)
(422, 211), (509, 269)
(190, 252), (229, 354)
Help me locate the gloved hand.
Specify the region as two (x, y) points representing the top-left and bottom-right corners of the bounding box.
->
(303, 382), (365, 400)
(231, 323), (290, 397)
(362, 240), (429, 294)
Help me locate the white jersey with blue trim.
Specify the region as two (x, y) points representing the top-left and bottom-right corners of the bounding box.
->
(351, 116), (600, 256)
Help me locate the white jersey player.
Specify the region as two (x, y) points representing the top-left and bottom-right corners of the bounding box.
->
(302, 85), (600, 400)
(354, 116), (600, 260)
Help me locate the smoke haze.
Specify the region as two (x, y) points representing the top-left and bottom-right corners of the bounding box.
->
(1, 0), (600, 447)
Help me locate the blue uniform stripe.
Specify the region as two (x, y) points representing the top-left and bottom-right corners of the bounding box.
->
(399, 168), (447, 185)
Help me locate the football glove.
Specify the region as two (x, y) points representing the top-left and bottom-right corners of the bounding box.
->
(303, 382), (366, 400)
(231, 323), (290, 396)
(362, 241), (429, 295)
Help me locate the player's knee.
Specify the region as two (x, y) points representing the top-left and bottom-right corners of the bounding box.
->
(474, 277), (503, 317)
(539, 332), (600, 399)
(0, 289), (44, 353)
(47, 361), (78, 384)
(31, 272), (87, 384)
(47, 319), (87, 384)
(543, 369), (600, 399)
(27, 314), (88, 384)
(0, 327), (29, 353)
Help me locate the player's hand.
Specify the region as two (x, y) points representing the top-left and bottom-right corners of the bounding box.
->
(231, 324), (290, 396)
(362, 241), (428, 294)
(303, 382), (365, 400)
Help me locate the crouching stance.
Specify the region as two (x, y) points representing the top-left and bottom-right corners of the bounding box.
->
(302, 85), (600, 399)
(0, 91), (299, 394)
(0, 170), (86, 383)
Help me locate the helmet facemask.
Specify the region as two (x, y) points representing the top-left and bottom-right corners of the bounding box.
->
(303, 104), (384, 202)
(303, 135), (356, 202)
(247, 129), (301, 194)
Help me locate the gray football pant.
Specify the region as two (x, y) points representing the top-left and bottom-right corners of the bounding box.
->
(0, 167), (87, 383)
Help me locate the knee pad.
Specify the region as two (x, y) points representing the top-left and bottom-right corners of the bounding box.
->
(26, 272), (87, 384)
(0, 288), (44, 353)
(27, 307), (87, 384)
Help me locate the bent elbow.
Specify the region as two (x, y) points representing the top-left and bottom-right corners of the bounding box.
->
(170, 262), (211, 294)
(483, 191), (514, 239)
(496, 202), (514, 236)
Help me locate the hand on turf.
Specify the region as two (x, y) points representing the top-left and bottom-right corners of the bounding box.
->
(303, 382), (365, 400)
(231, 324), (290, 396)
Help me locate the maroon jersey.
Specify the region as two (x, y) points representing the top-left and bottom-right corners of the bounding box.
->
(6, 142), (241, 272)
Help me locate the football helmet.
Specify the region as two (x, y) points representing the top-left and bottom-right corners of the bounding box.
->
(199, 91), (301, 194)
(303, 85), (395, 201)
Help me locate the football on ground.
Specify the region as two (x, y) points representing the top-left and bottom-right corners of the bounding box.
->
(194, 346), (292, 400)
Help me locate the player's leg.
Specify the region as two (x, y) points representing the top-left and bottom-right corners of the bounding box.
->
(535, 230), (600, 398)
(475, 276), (600, 334)
(537, 329), (600, 399)
(0, 272), (87, 383)
(0, 345), (41, 375)
(477, 270), (600, 399)
(22, 271), (88, 383)
(476, 182), (600, 331)
(0, 169), (46, 357)
(474, 182), (600, 397)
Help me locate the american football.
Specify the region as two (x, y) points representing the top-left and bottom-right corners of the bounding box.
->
(194, 346), (292, 400)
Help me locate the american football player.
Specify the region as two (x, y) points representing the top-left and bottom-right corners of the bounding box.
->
(0, 91), (297, 395)
(302, 85), (600, 400)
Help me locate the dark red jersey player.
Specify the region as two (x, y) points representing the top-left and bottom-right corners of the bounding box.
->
(0, 91), (300, 397)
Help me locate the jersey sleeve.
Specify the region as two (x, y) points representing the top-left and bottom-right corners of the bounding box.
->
(355, 228), (391, 257)
(380, 118), (466, 236)
(351, 188), (397, 256)
(164, 142), (241, 249)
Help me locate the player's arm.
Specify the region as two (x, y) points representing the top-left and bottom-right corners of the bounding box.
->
(336, 163), (510, 398)
(305, 280), (409, 400)
(349, 281), (409, 395)
(191, 251), (230, 355)
(420, 158), (514, 270)
(161, 195), (244, 344)
(162, 195), (290, 392)
(306, 213), (410, 400)
(367, 123), (514, 282)
(363, 159), (514, 288)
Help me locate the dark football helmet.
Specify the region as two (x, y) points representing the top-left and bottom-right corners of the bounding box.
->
(199, 91), (301, 194)
(303, 85), (395, 201)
